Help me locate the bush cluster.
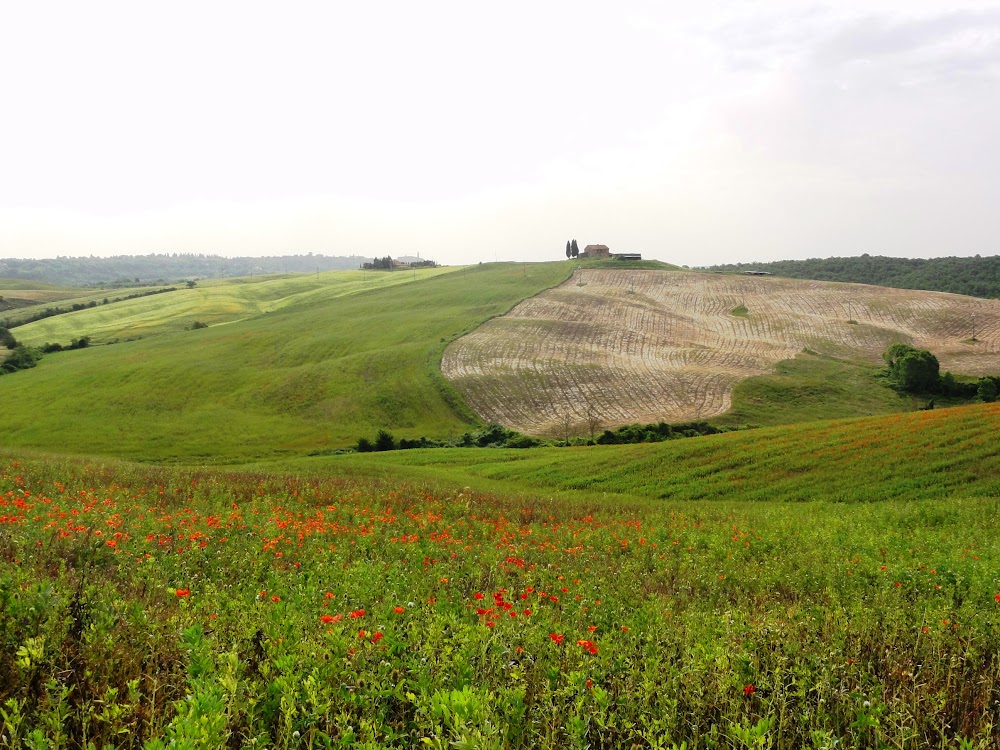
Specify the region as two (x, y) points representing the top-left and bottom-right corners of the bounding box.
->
(0, 345), (42, 375)
(0, 326), (17, 349)
(883, 344), (997, 402)
(40, 336), (91, 354)
(596, 421), (726, 445)
(356, 424), (539, 453)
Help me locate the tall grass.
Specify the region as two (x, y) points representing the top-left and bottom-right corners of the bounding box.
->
(1, 447), (998, 749)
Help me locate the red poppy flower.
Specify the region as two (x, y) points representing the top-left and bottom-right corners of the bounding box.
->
(320, 614), (336, 624)
(349, 608), (366, 619)
(743, 684), (755, 696)
(175, 588), (190, 597)
(393, 606), (405, 613)
(549, 633), (565, 645)
(371, 632), (384, 643)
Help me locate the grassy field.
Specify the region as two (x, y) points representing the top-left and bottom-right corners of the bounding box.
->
(715, 351), (946, 427)
(0, 279), (88, 311)
(3, 258), (1000, 748)
(6, 269), (456, 345)
(263, 402), (1000, 505)
(2, 420), (999, 748)
(0, 263), (572, 462)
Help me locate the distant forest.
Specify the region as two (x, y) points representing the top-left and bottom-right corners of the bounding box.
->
(0, 253), (374, 286)
(708, 254), (1000, 298)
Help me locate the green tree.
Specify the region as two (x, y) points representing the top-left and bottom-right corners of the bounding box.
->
(565, 241), (571, 259)
(883, 344), (940, 393)
(978, 377), (999, 403)
(0, 345), (42, 375)
(0, 326), (17, 350)
(571, 240), (579, 258)
(374, 429), (396, 452)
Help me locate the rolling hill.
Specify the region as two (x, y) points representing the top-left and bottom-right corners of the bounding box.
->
(442, 269), (999, 436)
(0, 263), (571, 461)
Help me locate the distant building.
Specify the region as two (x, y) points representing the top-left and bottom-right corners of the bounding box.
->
(581, 244), (611, 259)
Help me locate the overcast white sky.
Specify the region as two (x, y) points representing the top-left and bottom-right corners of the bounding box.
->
(1, 1), (998, 266)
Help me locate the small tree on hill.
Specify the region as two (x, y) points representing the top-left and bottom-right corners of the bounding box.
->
(883, 343), (940, 393)
(571, 240), (579, 258)
(565, 241), (571, 259)
(374, 429), (396, 452)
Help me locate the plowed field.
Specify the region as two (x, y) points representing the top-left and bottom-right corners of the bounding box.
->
(441, 270), (1000, 435)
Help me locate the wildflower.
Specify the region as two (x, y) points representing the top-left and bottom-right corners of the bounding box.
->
(349, 608), (366, 619)
(549, 633), (565, 645)
(371, 631), (384, 643)
(393, 606), (405, 613)
(743, 684), (755, 696)
(320, 614), (336, 624)
(474, 592), (485, 600)
(271, 595), (280, 603)
(175, 588), (190, 597)
(994, 593), (1000, 604)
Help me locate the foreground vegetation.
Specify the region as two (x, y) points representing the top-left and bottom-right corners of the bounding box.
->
(2, 429), (999, 749)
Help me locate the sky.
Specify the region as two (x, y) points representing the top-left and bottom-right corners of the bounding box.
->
(1, 0), (999, 266)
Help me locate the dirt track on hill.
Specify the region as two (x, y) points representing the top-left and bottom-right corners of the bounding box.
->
(441, 270), (1000, 436)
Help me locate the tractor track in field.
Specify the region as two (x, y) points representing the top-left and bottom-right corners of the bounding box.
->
(441, 270), (1000, 436)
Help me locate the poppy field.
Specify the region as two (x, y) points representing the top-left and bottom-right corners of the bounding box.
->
(2, 450), (999, 749)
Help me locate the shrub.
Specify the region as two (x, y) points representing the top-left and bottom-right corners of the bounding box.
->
(978, 377), (999, 403)
(374, 429), (396, 452)
(0, 327), (16, 350)
(0, 345), (42, 375)
(883, 343), (940, 393)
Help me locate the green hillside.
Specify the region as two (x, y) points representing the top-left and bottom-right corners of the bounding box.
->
(7, 268), (455, 345)
(0, 263), (571, 462)
(268, 401), (1000, 504)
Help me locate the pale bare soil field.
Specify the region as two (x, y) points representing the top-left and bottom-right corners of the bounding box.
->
(441, 270), (1000, 435)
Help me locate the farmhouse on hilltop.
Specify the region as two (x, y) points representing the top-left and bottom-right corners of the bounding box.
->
(581, 244), (611, 259)
(577, 243), (642, 261)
